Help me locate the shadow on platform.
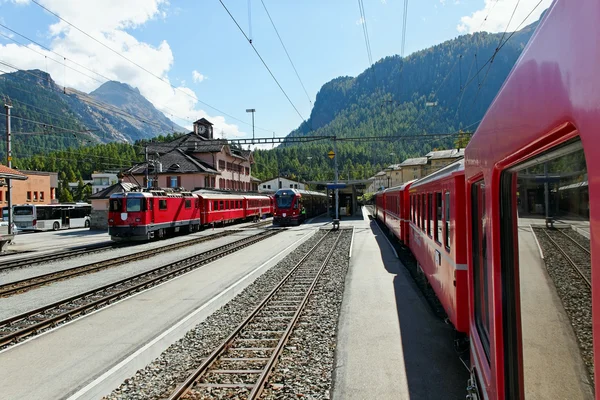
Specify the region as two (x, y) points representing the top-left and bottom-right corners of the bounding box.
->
(368, 219), (468, 399)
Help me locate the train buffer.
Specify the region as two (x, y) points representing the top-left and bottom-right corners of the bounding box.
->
(332, 219), (340, 230)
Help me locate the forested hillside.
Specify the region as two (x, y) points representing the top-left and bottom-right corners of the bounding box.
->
(251, 17), (541, 182)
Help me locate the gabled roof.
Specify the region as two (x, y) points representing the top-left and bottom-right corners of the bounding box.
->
(89, 181), (137, 199)
(399, 157), (428, 166)
(147, 134), (227, 154)
(0, 164), (28, 180)
(125, 148), (219, 175)
(425, 148), (465, 160)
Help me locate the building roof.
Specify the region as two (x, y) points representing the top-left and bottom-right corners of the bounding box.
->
(0, 165), (28, 180)
(374, 171), (387, 176)
(411, 159), (465, 188)
(250, 176), (262, 182)
(399, 157), (428, 166)
(89, 181), (137, 199)
(425, 148), (465, 160)
(125, 148), (219, 175)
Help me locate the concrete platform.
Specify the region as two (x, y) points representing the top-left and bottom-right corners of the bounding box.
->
(518, 226), (594, 399)
(332, 207), (468, 399)
(0, 227), (313, 400)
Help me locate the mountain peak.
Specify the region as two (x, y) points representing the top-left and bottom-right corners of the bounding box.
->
(91, 80), (141, 97)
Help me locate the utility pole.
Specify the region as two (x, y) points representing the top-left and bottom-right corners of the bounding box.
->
(334, 136), (339, 220)
(4, 103), (12, 235)
(144, 145), (149, 189)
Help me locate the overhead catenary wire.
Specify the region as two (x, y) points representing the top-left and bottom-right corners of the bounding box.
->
(29, 0), (274, 133)
(217, 0), (306, 122)
(357, 0), (373, 66)
(260, 0), (312, 106)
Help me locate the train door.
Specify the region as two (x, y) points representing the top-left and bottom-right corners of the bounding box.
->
(149, 198), (155, 224)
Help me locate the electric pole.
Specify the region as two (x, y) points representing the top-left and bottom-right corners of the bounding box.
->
(246, 109), (255, 143)
(4, 103), (13, 235)
(334, 136), (339, 220)
(145, 145), (149, 189)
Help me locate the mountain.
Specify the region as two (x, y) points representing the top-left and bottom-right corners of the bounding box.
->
(0, 70), (186, 149)
(251, 15), (544, 183)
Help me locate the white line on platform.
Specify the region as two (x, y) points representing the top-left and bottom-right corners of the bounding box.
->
(66, 230), (314, 400)
(349, 227), (355, 258)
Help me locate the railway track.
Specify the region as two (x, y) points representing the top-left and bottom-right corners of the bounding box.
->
(541, 228), (591, 288)
(0, 242), (118, 272)
(0, 219), (272, 273)
(0, 229), (282, 348)
(0, 230), (240, 297)
(167, 229), (341, 400)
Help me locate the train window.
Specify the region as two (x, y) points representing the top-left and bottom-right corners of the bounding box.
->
(416, 195), (420, 226)
(500, 140), (593, 398)
(185, 199), (191, 209)
(444, 192), (450, 250)
(148, 199), (153, 210)
(159, 199), (167, 210)
(427, 193), (433, 237)
(472, 180), (490, 361)
(435, 192), (442, 243)
(109, 199), (122, 212)
(213, 201), (218, 211)
(219, 200), (224, 210)
(410, 195), (414, 222)
(126, 198), (142, 212)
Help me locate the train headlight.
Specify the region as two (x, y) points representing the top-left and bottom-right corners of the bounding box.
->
(135, 218), (141, 222)
(109, 218), (114, 223)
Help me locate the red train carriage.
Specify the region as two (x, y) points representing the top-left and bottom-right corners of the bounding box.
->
(196, 192), (245, 226)
(375, 190), (386, 224)
(244, 195), (272, 220)
(273, 189), (327, 226)
(408, 160), (468, 333)
(380, 180), (415, 245)
(465, 1), (596, 398)
(108, 189), (200, 241)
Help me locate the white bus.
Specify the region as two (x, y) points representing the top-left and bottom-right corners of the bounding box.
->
(11, 203), (92, 231)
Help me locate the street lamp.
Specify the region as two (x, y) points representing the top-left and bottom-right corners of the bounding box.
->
(246, 109), (255, 143)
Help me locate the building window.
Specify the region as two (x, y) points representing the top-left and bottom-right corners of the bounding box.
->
(245, 167), (249, 175)
(0, 192), (3, 202)
(218, 160), (225, 170)
(168, 176), (180, 188)
(26, 191), (32, 202)
(33, 191), (38, 201)
(211, 177), (215, 188)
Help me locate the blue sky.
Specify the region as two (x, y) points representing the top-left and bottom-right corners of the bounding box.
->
(0, 0), (551, 141)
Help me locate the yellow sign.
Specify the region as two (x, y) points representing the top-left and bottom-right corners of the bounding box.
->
(7, 156), (11, 161)
(328, 150), (335, 159)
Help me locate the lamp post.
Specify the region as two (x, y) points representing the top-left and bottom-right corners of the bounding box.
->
(246, 109), (255, 143)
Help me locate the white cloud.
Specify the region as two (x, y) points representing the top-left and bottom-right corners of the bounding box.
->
(440, 0), (446, 5)
(457, 0), (552, 34)
(0, 0), (247, 140)
(380, 0), (387, 4)
(192, 70), (205, 83)
(356, 16), (365, 25)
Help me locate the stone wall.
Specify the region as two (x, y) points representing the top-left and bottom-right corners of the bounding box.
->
(90, 209), (108, 230)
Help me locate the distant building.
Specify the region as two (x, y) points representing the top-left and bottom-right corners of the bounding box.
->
(91, 172), (119, 193)
(122, 118), (254, 191)
(259, 177), (305, 192)
(1, 169), (58, 205)
(367, 148), (465, 192)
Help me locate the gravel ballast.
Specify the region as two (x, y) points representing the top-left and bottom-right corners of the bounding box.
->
(533, 227), (594, 386)
(260, 228), (353, 400)
(104, 229), (338, 400)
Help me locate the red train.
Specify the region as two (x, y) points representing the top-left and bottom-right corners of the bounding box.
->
(375, 2), (597, 398)
(108, 189), (273, 241)
(272, 188), (327, 226)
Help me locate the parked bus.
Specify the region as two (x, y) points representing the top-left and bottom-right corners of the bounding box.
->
(11, 203), (91, 231)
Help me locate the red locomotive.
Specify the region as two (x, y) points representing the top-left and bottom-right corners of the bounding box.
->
(108, 188), (273, 241)
(272, 189), (327, 226)
(374, 2), (597, 398)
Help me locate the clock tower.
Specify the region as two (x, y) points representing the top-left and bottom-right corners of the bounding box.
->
(193, 118), (214, 139)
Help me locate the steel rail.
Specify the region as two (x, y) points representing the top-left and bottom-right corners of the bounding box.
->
(0, 230), (237, 297)
(0, 242), (118, 272)
(0, 230), (281, 348)
(0, 219), (272, 272)
(541, 229), (591, 288)
(168, 229), (341, 400)
(557, 228), (590, 256)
